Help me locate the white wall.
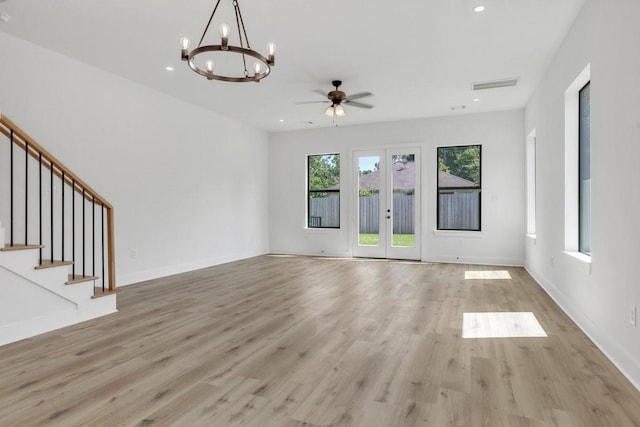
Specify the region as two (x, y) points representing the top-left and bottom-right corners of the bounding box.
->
(0, 32), (270, 286)
(269, 110), (525, 265)
(525, 0), (640, 388)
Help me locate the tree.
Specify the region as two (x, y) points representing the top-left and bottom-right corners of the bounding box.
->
(438, 146), (480, 184)
(309, 154), (340, 194)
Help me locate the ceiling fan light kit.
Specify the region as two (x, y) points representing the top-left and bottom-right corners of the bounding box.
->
(179, 0), (275, 83)
(325, 104), (345, 118)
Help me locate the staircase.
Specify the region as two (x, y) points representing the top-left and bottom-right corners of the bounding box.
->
(0, 114), (117, 346)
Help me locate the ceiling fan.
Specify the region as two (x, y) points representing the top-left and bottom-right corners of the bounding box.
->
(297, 80), (374, 118)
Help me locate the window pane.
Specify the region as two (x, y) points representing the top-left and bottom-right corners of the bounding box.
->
(437, 145), (481, 231)
(579, 82), (591, 254)
(392, 154), (415, 247)
(438, 190), (481, 231)
(308, 154), (340, 228)
(309, 154), (340, 191)
(358, 156), (380, 245)
(308, 192), (340, 228)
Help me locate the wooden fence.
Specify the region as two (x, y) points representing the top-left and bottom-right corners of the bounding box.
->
(438, 191), (480, 230)
(358, 195), (415, 233)
(309, 194), (340, 227)
(309, 195), (414, 233)
(311, 192), (480, 232)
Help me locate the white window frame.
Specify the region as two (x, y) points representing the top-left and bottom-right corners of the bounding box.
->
(563, 64), (591, 267)
(526, 129), (537, 237)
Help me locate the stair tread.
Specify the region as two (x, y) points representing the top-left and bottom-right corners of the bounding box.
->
(1, 244), (44, 252)
(66, 274), (99, 285)
(35, 260), (74, 270)
(92, 287), (118, 299)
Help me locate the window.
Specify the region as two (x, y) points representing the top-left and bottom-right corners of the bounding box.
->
(307, 154), (340, 228)
(526, 130), (537, 236)
(564, 64), (590, 258)
(437, 145), (481, 231)
(579, 82), (591, 254)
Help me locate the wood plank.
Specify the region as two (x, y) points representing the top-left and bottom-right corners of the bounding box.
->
(0, 244), (44, 252)
(34, 260), (73, 270)
(66, 275), (98, 285)
(0, 256), (638, 425)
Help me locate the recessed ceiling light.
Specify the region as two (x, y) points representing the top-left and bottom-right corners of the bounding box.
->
(279, 119), (284, 123)
(473, 98), (480, 102)
(473, 5), (486, 12)
(165, 66), (174, 71)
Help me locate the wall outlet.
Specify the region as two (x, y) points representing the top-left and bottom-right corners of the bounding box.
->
(630, 305), (637, 327)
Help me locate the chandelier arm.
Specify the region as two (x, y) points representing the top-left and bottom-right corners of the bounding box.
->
(233, 1), (249, 76)
(198, 0), (223, 47)
(234, 0), (252, 49)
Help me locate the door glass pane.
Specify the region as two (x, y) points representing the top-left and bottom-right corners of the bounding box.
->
(358, 156), (380, 246)
(391, 154), (415, 247)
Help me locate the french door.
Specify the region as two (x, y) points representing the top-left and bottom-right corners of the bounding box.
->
(352, 148), (421, 260)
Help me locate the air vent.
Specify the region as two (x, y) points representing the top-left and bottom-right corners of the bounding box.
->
(472, 78), (519, 91)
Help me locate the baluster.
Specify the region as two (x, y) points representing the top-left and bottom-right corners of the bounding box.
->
(72, 180), (76, 279)
(92, 195), (95, 278)
(39, 153), (42, 265)
(102, 203), (105, 292)
(10, 130), (14, 246)
(61, 171), (65, 261)
(82, 188), (86, 277)
(25, 141), (28, 244)
(50, 161), (54, 264)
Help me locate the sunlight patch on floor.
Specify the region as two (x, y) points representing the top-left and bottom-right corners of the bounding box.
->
(465, 270), (512, 280)
(462, 312), (547, 338)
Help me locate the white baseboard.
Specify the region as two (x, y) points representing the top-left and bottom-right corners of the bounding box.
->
(525, 265), (640, 392)
(424, 255), (524, 267)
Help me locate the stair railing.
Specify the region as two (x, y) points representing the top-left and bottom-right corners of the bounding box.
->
(0, 114), (116, 294)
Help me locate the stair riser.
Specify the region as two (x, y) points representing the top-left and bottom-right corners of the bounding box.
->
(0, 250), (94, 303)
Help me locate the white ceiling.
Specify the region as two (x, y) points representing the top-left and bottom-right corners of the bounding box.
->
(0, 0), (585, 132)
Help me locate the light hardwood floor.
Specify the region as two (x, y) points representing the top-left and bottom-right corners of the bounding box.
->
(1, 255), (639, 426)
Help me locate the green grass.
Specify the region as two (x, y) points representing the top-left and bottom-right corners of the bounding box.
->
(359, 233), (380, 246)
(359, 233), (415, 247)
(392, 234), (415, 247)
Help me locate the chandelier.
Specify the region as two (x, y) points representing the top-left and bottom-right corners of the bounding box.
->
(180, 0), (275, 83)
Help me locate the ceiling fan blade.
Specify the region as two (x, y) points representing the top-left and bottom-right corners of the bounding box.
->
(346, 91), (373, 101)
(295, 100), (330, 105)
(345, 100), (374, 109)
(312, 89), (329, 98)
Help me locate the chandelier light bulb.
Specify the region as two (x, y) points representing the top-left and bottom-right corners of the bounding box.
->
(219, 23), (230, 38)
(180, 37), (191, 60)
(267, 42), (276, 65)
(254, 62), (261, 74)
(219, 23), (230, 49)
(206, 59), (215, 73)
